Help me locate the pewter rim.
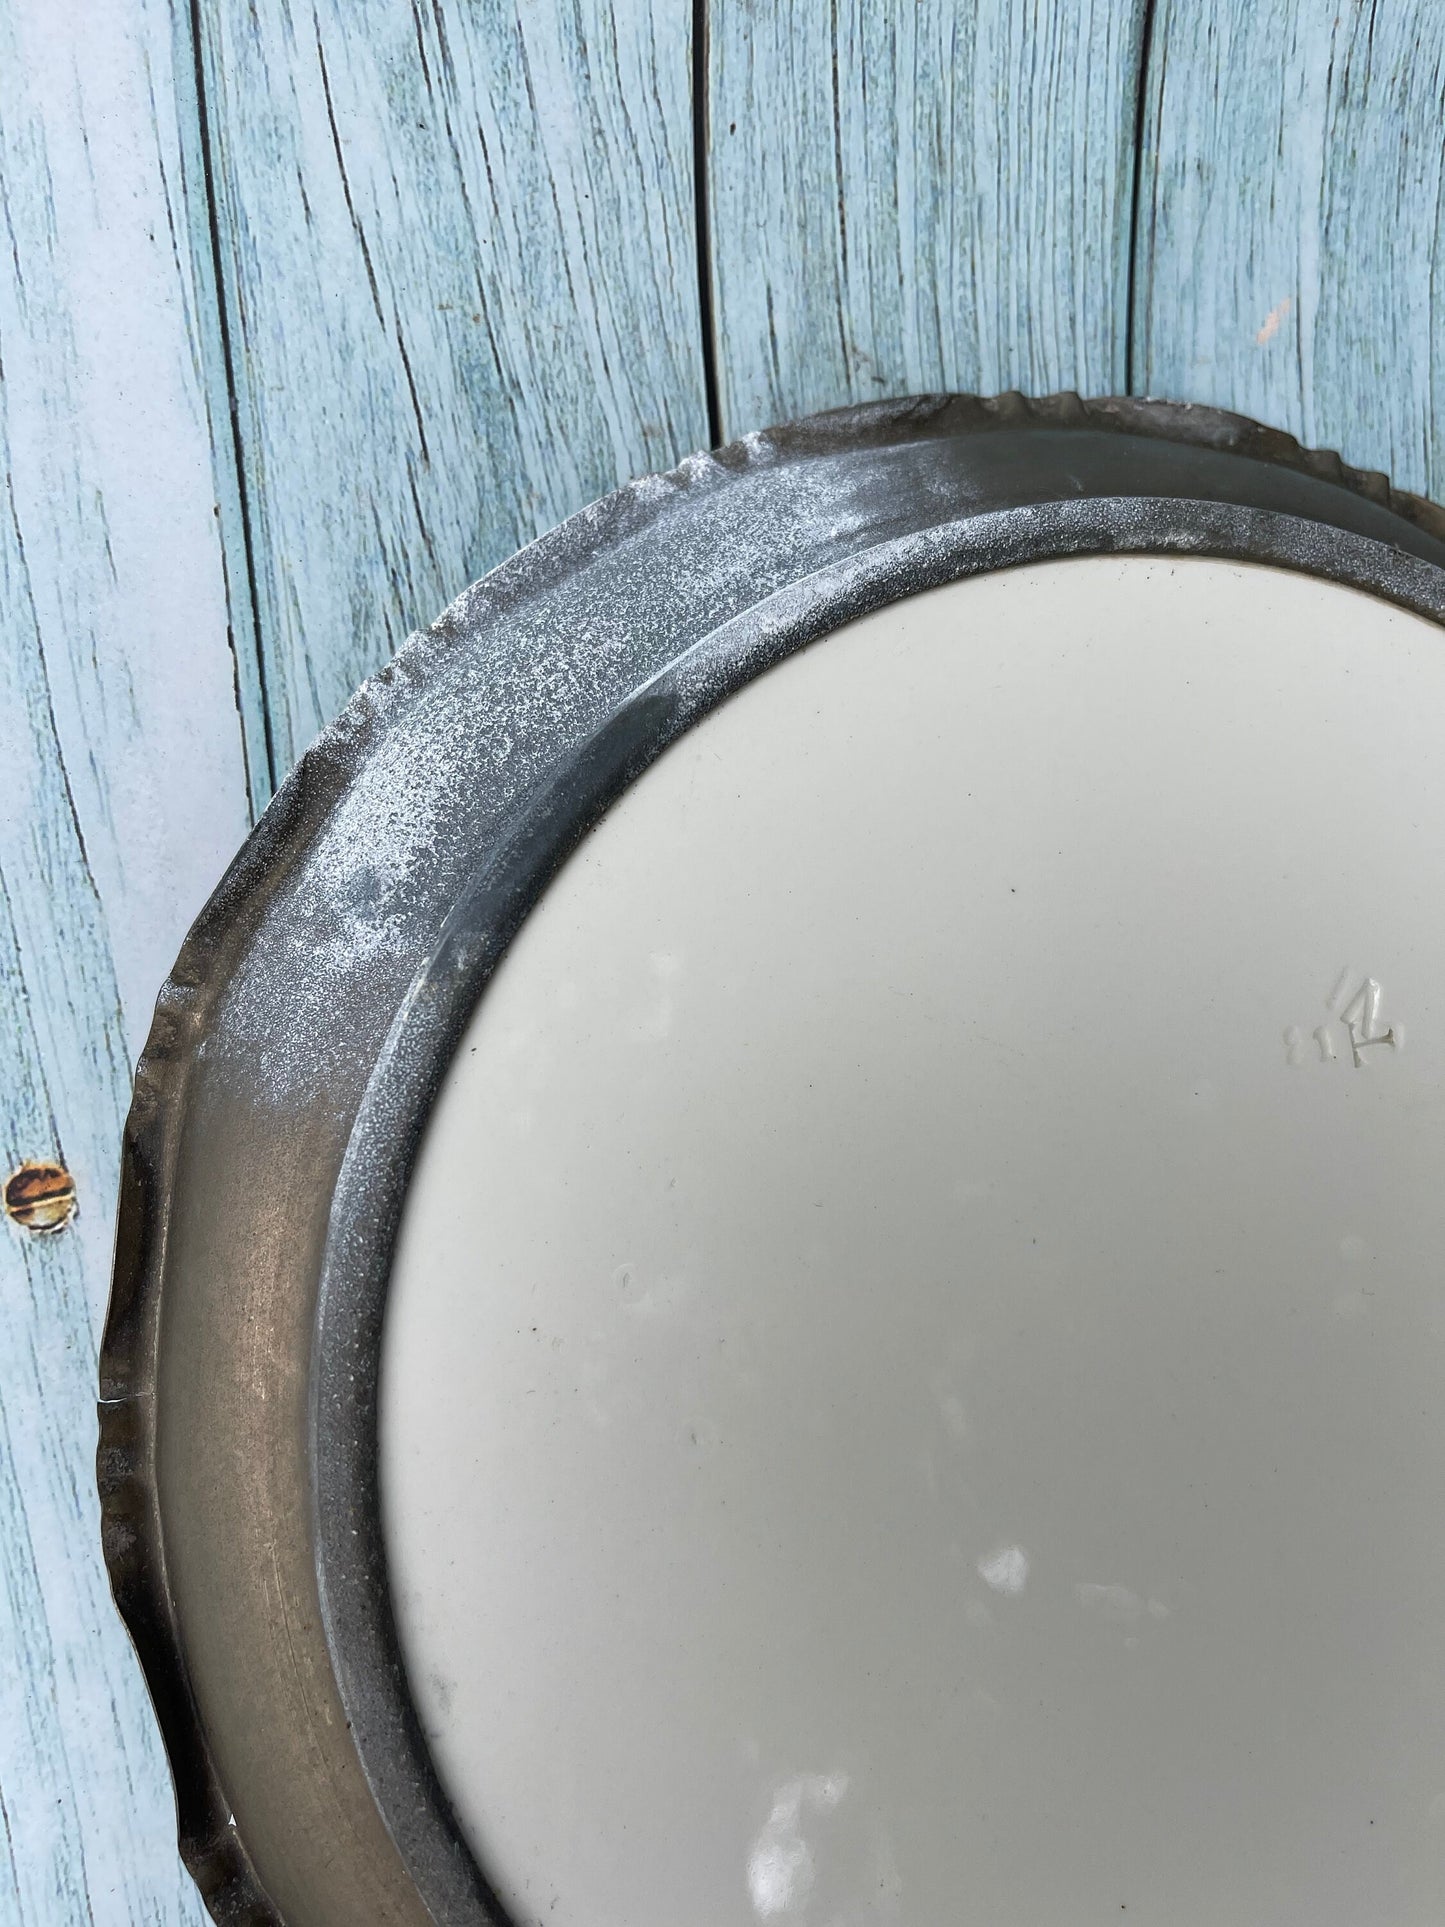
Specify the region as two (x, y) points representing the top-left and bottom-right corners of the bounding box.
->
(315, 498), (1445, 1923)
(102, 395), (1445, 1925)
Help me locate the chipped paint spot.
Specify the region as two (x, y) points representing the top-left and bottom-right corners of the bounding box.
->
(1256, 297), (1293, 345)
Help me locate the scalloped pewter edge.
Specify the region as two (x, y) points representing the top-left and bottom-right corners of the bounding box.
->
(98, 393), (1445, 1926)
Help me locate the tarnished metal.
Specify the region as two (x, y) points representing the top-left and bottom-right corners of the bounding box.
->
(99, 395), (1445, 1925)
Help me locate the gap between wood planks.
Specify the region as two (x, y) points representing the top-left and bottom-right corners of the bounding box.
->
(187, 0), (275, 815)
(692, 0), (723, 447)
(1125, 0), (1159, 395)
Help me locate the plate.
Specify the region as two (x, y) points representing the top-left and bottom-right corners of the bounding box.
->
(101, 396), (1445, 1925)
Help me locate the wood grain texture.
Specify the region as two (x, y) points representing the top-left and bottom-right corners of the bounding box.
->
(9, 0), (1445, 1918)
(1135, 0), (1445, 498)
(196, 0), (710, 778)
(705, 0), (1149, 438)
(0, 2), (250, 1918)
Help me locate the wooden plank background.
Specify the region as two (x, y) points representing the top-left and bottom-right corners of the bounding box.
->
(2, 0), (1442, 1915)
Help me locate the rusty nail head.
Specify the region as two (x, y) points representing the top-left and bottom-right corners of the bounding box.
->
(4, 1159), (77, 1234)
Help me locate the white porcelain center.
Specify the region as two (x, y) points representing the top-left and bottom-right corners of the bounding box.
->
(381, 555), (1445, 1925)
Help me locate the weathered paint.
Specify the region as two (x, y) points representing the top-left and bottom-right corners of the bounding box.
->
(6, 0), (1445, 1917)
(194, 0), (710, 779)
(0, 2), (248, 1922)
(1135, 0), (1445, 500)
(706, 0), (1149, 436)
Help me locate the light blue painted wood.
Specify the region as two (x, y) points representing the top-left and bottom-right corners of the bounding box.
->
(0, 2), (251, 1919)
(706, 0), (1149, 438)
(195, 0), (711, 780)
(167, 0), (276, 815)
(8, 1), (1445, 1920)
(1135, 0), (1445, 498)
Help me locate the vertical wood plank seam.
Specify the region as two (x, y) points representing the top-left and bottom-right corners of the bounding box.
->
(692, 0), (722, 446)
(827, 0), (849, 375)
(184, 0), (276, 813)
(1125, 0), (1159, 396)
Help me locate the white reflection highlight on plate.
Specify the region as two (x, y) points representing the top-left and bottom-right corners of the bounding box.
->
(977, 1544), (1029, 1594)
(747, 1772), (849, 1919)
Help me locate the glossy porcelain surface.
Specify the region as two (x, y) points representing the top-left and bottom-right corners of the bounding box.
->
(381, 555), (1445, 1924)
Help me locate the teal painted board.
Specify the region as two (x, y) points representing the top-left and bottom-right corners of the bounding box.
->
(1134, 0), (1445, 497)
(6, 0), (1445, 1920)
(0, 1), (250, 1919)
(706, 0), (1149, 439)
(196, 0), (711, 781)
